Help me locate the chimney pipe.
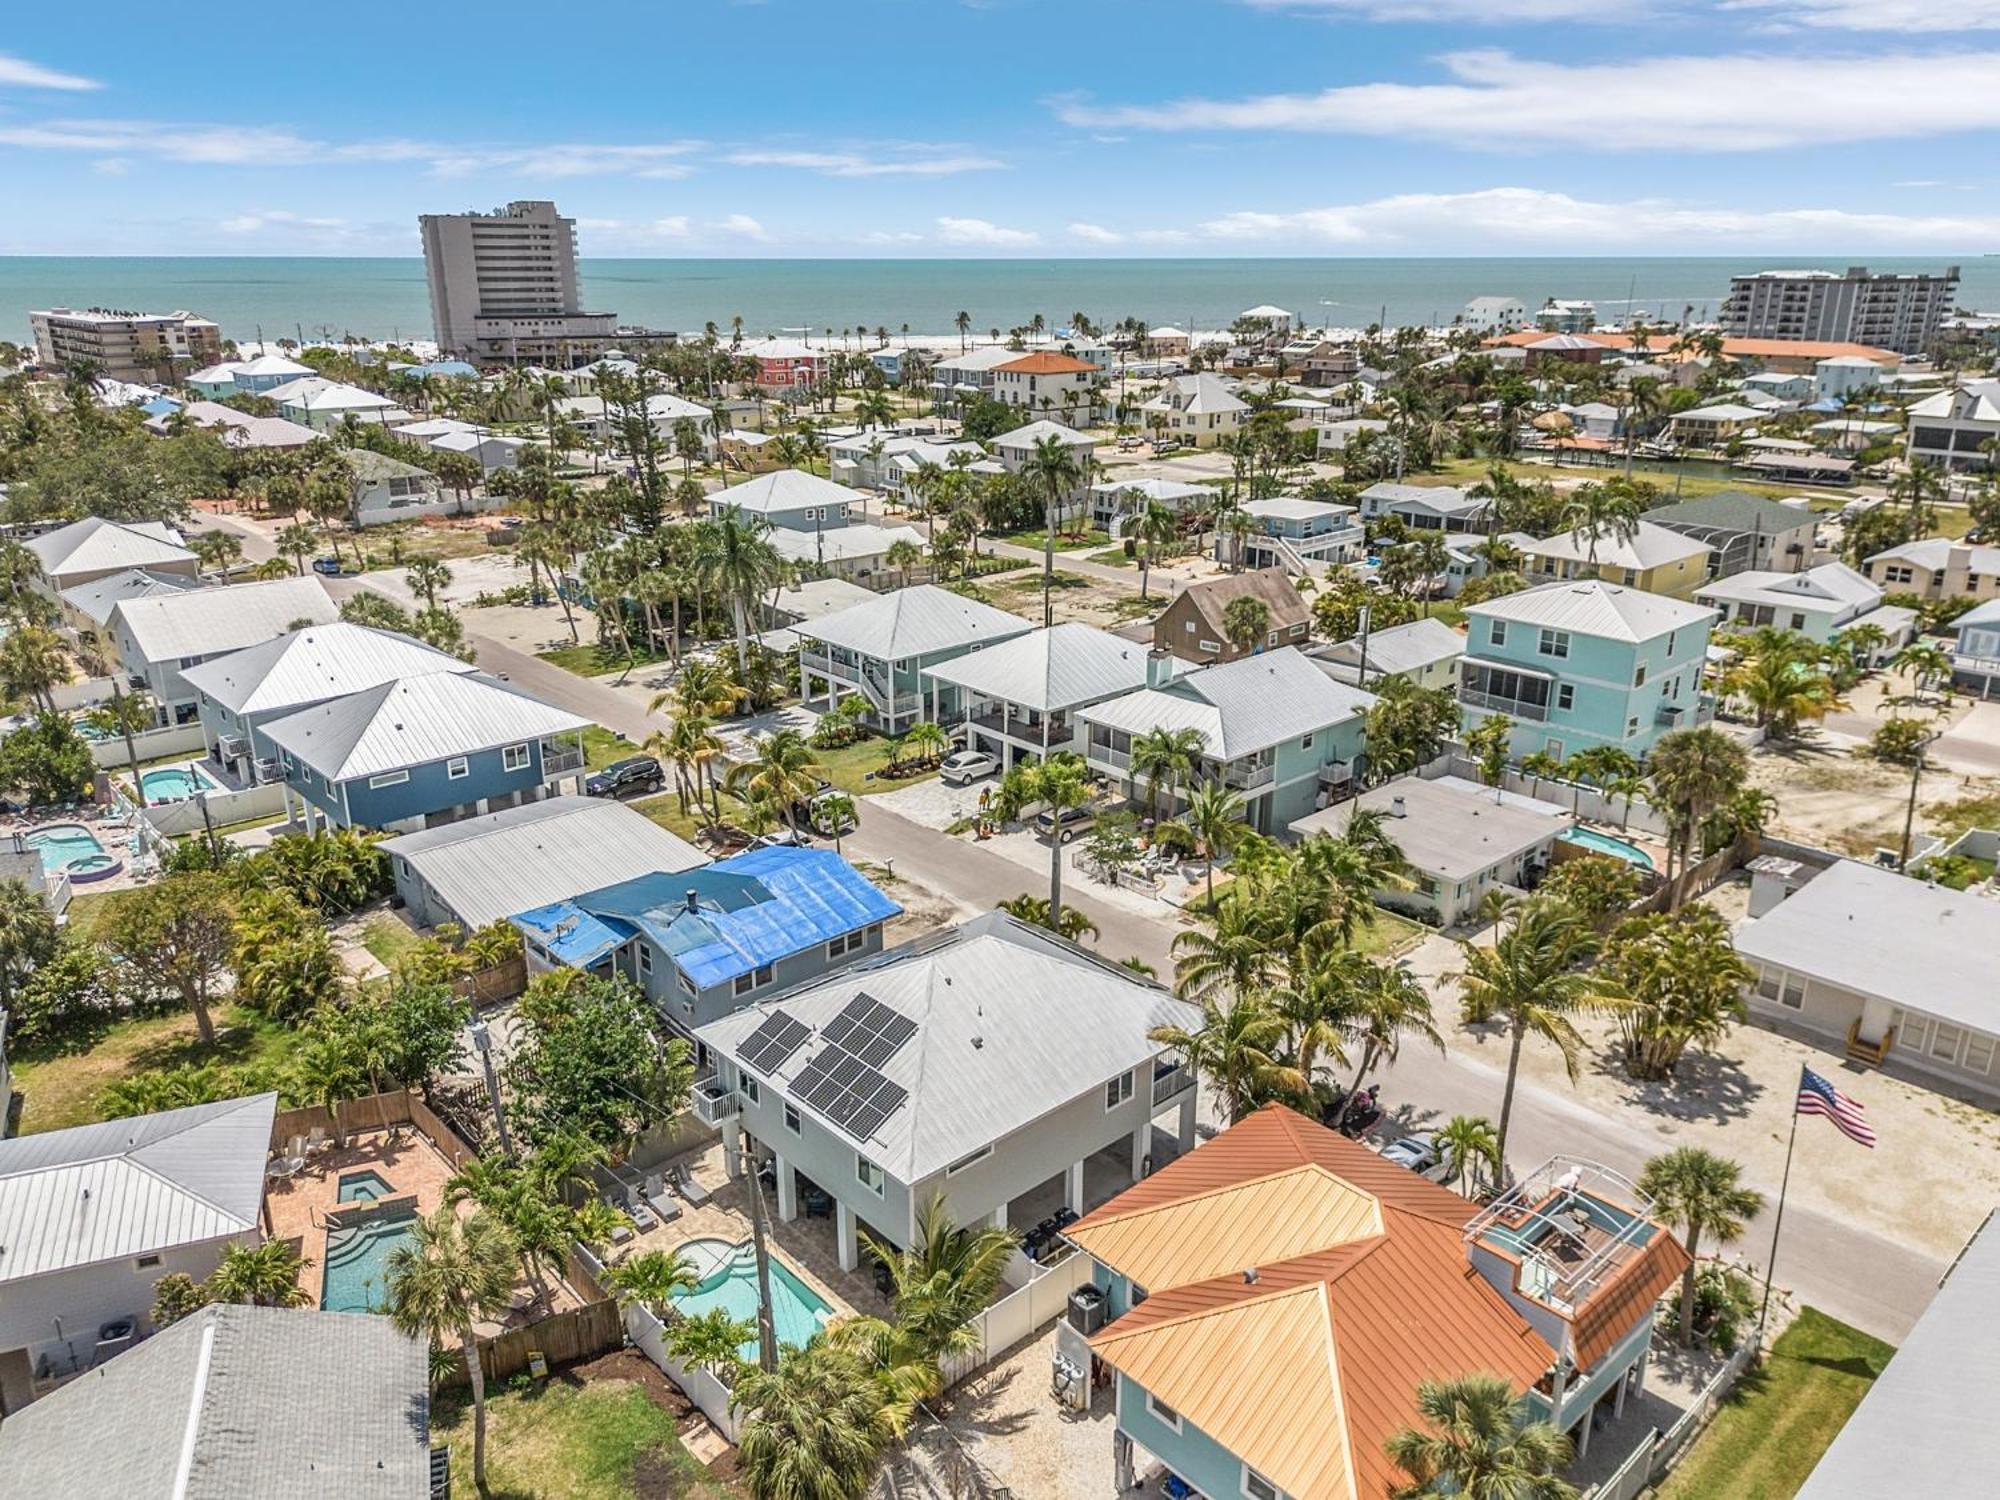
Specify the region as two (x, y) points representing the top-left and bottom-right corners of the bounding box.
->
(1243, 1267), (1258, 1284)
(684, 889), (698, 914)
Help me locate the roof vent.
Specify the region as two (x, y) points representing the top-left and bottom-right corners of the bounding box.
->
(685, 889), (699, 913)
(971, 1035), (984, 1049)
(1242, 1266), (1258, 1284)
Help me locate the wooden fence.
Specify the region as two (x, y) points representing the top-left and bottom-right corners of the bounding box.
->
(455, 956), (528, 1007)
(453, 1298), (627, 1386)
(269, 1088), (479, 1169)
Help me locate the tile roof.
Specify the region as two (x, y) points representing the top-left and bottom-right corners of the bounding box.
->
(1466, 579), (1714, 643)
(112, 575), (339, 666)
(995, 351), (1098, 374)
(795, 582), (1034, 660)
(0, 1093), (275, 1283)
(918, 622), (1151, 713)
(180, 621), (473, 715)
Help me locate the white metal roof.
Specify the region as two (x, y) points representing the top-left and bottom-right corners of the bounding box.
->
(1696, 562), (1880, 617)
(382, 795), (706, 929)
(919, 622), (1152, 712)
(111, 575), (338, 666)
(1289, 774), (1568, 883)
(1466, 580), (1714, 643)
(59, 567), (201, 627)
(795, 583), (1033, 661)
(1735, 859), (2000, 1036)
(766, 521), (926, 566)
(1092, 477), (1213, 506)
(260, 671), (590, 782)
(26, 516), (193, 578)
(1243, 497), (1358, 523)
(1143, 373), (1248, 416)
(0, 1093), (275, 1284)
(1080, 646), (1375, 761)
(1520, 520), (1712, 573)
(698, 913), (1197, 1181)
(1360, 482), (1487, 516)
(179, 620), (473, 715)
(1315, 617), (1465, 679)
(990, 419), (1100, 451)
(1863, 536), (2000, 574)
(712, 468), (865, 515)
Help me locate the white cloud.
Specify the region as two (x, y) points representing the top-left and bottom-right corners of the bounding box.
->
(724, 149), (1003, 177)
(1722, 0), (2000, 29)
(855, 229), (927, 245)
(935, 216), (1038, 247)
(0, 53), (99, 89)
(218, 209), (348, 235)
(1056, 50), (2000, 150)
(89, 157), (128, 176)
(423, 143), (702, 178)
(1067, 222), (1124, 244)
(716, 214), (768, 241)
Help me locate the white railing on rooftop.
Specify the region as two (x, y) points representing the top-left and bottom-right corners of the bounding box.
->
(1465, 1156), (1657, 1314)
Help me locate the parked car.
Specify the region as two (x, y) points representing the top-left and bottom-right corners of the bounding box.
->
(754, 826), (808, 849)
(311, 556), (359, 576)
(939, 749), (1000, 786)
(585, 755), (665, 799)
(1034, 804), (1097, 843)
(1379, 1132), (1441, 1176)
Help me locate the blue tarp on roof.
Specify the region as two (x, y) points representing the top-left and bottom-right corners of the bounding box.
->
(533, 847), (901, 989)
(511, 902), (636, 967)
(390, 360), (479, 379)
(142, 395), (183, 416)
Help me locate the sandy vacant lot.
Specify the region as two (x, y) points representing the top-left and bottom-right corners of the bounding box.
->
(1747, 735), (2000, 859)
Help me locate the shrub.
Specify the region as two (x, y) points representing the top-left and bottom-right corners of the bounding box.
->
(1870, 717), (1931, 765)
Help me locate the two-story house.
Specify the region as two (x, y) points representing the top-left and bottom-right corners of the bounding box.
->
(258, 670), (591, 833)
(1140, 373), (1248, 449)
(1071, 1105), (1689, 1498)
(1089, 476), (1211, 534)
(1518, 521), (1712, 600)
(512, 847), (901, 1056)
(25, 516), (197, 598)
(695, 911), (1200, 1275)
(708, 469), (860, 532)
(0, 1093), (277, 1416)
(796, 583), (1035, 736)
(1357, 482), (1490, 533)
(1153, 570), (1310, 666)
(1237, 498), (1366, 572)
(1459, 581), (1716, 761)
(1643, 492), (1818, 580)
(1952, 598), (2000, 697)
(345, 450), (447, 527)
(1313, 616), (1464, 693)
(183, 621), (474, 785)
(1697, 562), (1913, 657)
(1904, 378), (1999, 473)
(1079, 647), (1376, 833)
(1861, 537), (2000, 604)
(919, 621), (1154, 769)
(992, 352), (1101, 426)
(828, 433), (986, 494)
(989, 420), (1102, 520)
(110, 576), (340, 728)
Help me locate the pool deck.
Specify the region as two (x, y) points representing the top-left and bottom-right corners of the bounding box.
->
(2, 805), (147, 894)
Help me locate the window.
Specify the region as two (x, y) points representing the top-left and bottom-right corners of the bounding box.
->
(1931, 1022), (1964, 1063)
(1780, 974), (1805, 1010)
(502, 743), (530, 772)
(756, 963), (773, 986)
(828, 929), (865, 959)
(1667, 631), (1677, 655)
(1757, 968), (1782, 1001)
(734, 971), (758, 997)
(446, 756), (469, 780)
(857, 1156), (886, 1195)
(1199, 638), (1221, 653)
(740, 1074), (760, 1104)
(947, 1144), (993, 1175)
(1538, 628), (1571, 659)
(1490, 620), (1508, 647)
(784, 1102), (801, 1134)
(135, 1254), (161, 1269)
(1243, 1467), (1283, 1500)
(369, 769), (409, 788)
(1626, 717), (1640, 737)
(1299, 734), (1315, 752)
(678, 968), (696, 996)
(638, 944), (653, 974)
(1184, 620), (1196, 634)
(1966, 1034), (1996, 1075)
(1105, 1070), (1135, 1110)
(1790, 612), (1807, 632)
(1556, 683), (1575, 711)
(1634, 662), (1648, 688)
(1146, 1393), (1182, 1432)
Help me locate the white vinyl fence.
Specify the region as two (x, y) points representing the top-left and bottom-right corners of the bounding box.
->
(938, 1247), (1095, 1392)
(1584, 1344), (1755, 1500)
(574, 1244), (744, 1441)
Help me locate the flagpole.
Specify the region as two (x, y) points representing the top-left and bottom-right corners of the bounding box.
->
(1758, 1066), (1805, 1346)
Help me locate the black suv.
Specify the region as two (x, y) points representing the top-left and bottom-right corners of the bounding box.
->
(585, 755), (665, 798)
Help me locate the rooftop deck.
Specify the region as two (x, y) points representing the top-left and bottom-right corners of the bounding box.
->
(1467, 1158), (1659, 1315)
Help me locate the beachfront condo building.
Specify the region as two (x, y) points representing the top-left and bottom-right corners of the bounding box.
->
(28, 307), (222, 384)
(1722, 265), (1959, 356)
(419, 200), (618, 365)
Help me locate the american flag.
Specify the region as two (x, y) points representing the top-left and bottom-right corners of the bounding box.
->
(1797, 1066), (1876, 1148)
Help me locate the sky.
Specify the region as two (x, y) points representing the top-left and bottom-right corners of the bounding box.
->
(4, 0), (2000, 257)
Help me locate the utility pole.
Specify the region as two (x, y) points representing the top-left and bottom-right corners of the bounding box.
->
(467, 1019), (514, 1156)
(1897, 734), (1933, 869)
(736, 1140), (781, 1372)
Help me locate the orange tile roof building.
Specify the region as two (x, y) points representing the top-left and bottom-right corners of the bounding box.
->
(1484, 329), (1901, 376)
(993, 350), (1104, 425)
(1066, 1105), (1688, 1500)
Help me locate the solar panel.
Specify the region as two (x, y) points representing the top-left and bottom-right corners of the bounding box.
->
(829, 993), (918, 1069)
(739, 1014), (812, 1075)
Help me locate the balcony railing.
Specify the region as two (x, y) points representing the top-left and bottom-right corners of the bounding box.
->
(1222, 760), (1276, 790)
(693, 1079), (740, 1126)
(1087, 743), (1131, 773)
(1462, 689), (1549, 723)
(541, 746), (585, 775)
(1151, 1062), (1192, 1107)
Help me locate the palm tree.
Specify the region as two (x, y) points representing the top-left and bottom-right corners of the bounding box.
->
(732, 1335), (891, 1500)
(1638, 1146), (1765, 1348)
(1129, 725), (1207, 820)
(1180, 781), (1247, 903)
(605, 1248), (701, 1317)
(192, 530), (243, 579)
(206, 1239), (311, 1307)
(695, 506), (785, 674)
(275, 521), (320, 576)
(0, 626), (68, 712)
(725, 728), (826, 837)
(0, 877), (56, 1011)
(1337, 961), (1442, 1107)
(1385, 1374), (1577, 1500)
(384, 1207), (518, 1492)
(1222, 594), (1271, 657)
(1646, 726), (1748, 904)
(405, 556), (452, 612)
(896, 719), (948, 770)
(1435, 1115), (1501, 1198)
(1722, 628), (1841, 738)
(1561, 479), (1645, 566)
(1015, 753), (1091, 930)
(1454, 898), (1626, 1171)
(997, 892), (1099, 944)
(1129, 498), (1179, 601)
(1148, 994), (1303, 1124)
(885, 537), (923, 587)
(863, 1196), (1018, 1367)
(1895, 639), (1953, 701)
(1017, 434), (1084, 627)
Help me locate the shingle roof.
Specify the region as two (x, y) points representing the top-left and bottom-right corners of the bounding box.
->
(698, 912), (1195, 1178)
(1080, 646), (1375, 760)
(0, 1093), (275, 1283)
(180, 621), (472, 715)
(26, 516), (193, 578)
(0, 1304), (429, 1499)
(1466, 580), (1714, 643)
(260, 671), (590, 782)
(346, 448), (432, 481)
(381, 795), (706, 930)
(918, 622), (1150, 712)
(795, 583), (1033, 660)
(1174, 568), (1311, 636)
(112, 575), (339, 666)
(1645, 490), (1818, 538)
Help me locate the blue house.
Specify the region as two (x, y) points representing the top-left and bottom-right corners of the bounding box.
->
(1459, 580), (1716, 761)
(708, 469), (862, 533)
(258, 670), (591, 834)
(1952, 598), (2000, 698)
(1067, 1105), (1690, 1497)
(511, 847), (902, 1050)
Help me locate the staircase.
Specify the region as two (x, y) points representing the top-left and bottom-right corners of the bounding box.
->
(1845, 1020), (1894, 1067)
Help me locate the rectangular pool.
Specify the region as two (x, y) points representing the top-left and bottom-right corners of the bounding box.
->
(322, 1210), (420, 1315)
(138, 761), (222, 804)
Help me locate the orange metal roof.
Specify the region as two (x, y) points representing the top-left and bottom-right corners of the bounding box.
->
(995, 351), (1098, 374)
(1570, 1225), (1690, 1369)
(1483, 329), (1899, 364)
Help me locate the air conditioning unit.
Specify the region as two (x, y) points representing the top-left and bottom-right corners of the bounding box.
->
(1067, 1284), (1107, 1335)
(218, 735), (250, 760)
(254, 758), (283, 785)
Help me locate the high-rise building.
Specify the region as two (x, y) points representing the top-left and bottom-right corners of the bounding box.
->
(1721, 265), (1959, 356)
(418, 200), (619, 366)
(28, 307), (222, 384)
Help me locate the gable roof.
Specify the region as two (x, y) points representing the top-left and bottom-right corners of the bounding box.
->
(26, 516), (193, 578)
(59, 566), (202, 628)
(995, 351), (1097, 375)
(0, 1093), (276, 1283)
(1360, 482), (1488, 517)
(180, 621), (473, 715)
(713, 468), (864, 515)
(1520, 519), (1712, 573)
(345, 449), (432, 482)
(990, 418), (1100, 451)
(1174, 568), (1310, 635)
(795, 582), (1034, 660)
(0, 1304), (428, 1499)
(112, 575), (339, 665)
(1314, 617), (1463, 679)
(698, 912), (1195, 1179)
(1466, 579), (1714, 643)
(380, 795), (706, 930)
(1862, 535), (2000, 574)
(1697, 561), (1880, 616)
(1645, 490), (1818, 538)
(1080, 646), (1374, 761)
(1145, 372), (1248, 415)
(918, 621), (1151, 712)
(259, 671), (590, 782)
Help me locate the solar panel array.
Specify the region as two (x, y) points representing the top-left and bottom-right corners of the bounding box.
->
(821, 993), (918, 1068)
(790, 993), (918, 1141)
(739, 1013), (812, 1075)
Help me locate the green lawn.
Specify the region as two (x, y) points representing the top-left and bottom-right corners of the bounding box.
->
(997, 526), (1111, 552)
(537, 641), (673, 678)
(809, 736), (939, 796)
(634, 791), (709, 845)
(432, 1374), (733, 1500)
(1410, 455), (1853, 506)
(360, 914), (423, 969)
(62, 887), (145, 943)
(582, 725), (644, 770)
(1352, 908), (1428, 960)
(1658, 1308), (1895, 1500)
(8, 1005), (304, 1134)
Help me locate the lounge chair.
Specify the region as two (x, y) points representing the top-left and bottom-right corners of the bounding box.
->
(674, 1164), (712, 1208)
(622, 1190), (658, 1233)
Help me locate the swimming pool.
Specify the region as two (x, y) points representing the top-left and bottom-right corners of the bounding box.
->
(322, 1210), (420, 1314)
(671, 1237), (834, 1360)
(336, 1169), (396, 1204)
(1559, 827), (1656, 870)
(138, 761), (220, 804)
(23, 823), (121, 881)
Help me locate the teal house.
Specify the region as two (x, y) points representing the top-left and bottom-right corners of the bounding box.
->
(1459, 581), (1716, 761)
(797, 583), (1034, 737)
(1077, 647), (1376, 834)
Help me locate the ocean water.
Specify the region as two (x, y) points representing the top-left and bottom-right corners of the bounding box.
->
(2, 255), (1992, 344)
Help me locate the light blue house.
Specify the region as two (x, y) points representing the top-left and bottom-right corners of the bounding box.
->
(797, 583), (1035, 736)
(511, 847), (901, 1052)
(708, 469), (862, 532)
(1459, 581), (1716, 761)
(1953, 598), (2000, 698)
(258, 670), (591, 834)
(1237, 496), (1365, 570)
(1077, 647), (1376, 834)
(185, 353), (315, 399)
